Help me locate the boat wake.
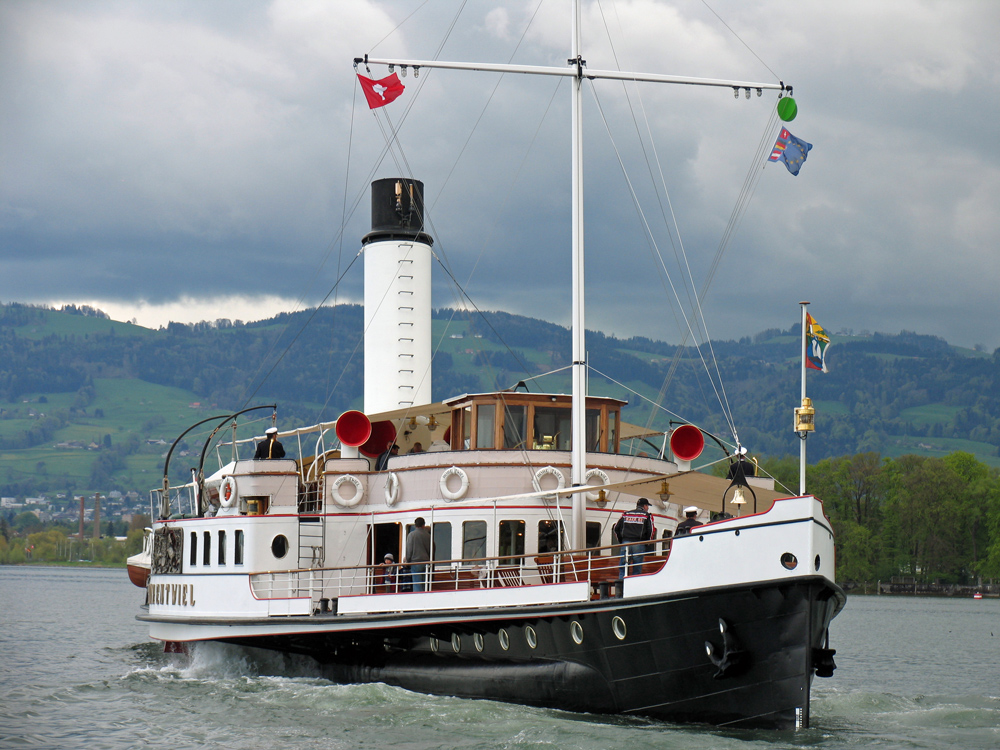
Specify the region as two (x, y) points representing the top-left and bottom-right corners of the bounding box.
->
(811, 687), (1000, 748)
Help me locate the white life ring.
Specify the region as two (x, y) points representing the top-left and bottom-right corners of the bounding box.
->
(440, 466), (470, 501)
(220, 477), (238, 509)
(584, 467), (611, 503)
(384, 472), (400, 506)
(331, 474), (365, 508)
(532, 465), (566, 497)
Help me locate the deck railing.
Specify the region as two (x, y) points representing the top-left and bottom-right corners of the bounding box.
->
(249, 543), (670, 611)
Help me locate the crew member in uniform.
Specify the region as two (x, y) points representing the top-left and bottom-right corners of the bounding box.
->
(613, 497), (655, 578)
(675, 506), (703, 536)
(254, 427), (285, 459)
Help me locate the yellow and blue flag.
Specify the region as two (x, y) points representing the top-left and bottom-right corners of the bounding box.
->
(805, 313), (830, 372)
(769, 128), (813, 176)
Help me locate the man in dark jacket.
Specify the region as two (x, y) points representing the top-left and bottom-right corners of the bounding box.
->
(254, 427), (285, 459)
(613, 497), (655, 578)
(375, 443), (398, 471)
(675, 506), (703, 536)
(405, 517), (431, 591)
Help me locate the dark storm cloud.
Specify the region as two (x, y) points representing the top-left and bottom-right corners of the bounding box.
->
(2, 1), (998, 347)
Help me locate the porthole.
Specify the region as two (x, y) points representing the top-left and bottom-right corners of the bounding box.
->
(781, 552), (798, 570)
(734, 529), (740, 537)
(474, 633), (485, 652)
(612, 616), (627, 641)
(430, 637), (440, 652)
(525, 625), (538, 649)
(571, 621), (584, 645)
(271, 535), (288, 559)
(451, 633), (462, 653)
(814, 555), (821, 572)
(498, 629), (510, 650)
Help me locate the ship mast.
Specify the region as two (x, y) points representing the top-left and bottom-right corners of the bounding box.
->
(356, 0), (788, 549)
(569, 0), (586, 548)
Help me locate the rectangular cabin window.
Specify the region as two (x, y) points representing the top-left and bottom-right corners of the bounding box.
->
(218, 530), (226, 565)
(475, 404), (495, 449)
(503, 404), (527, 449)
(235, 530), (244, 565)
(190, 531), (198, 566)
(498, 520), (525, 563)
(608, 412), (618, 453)
(586, 521), (602, 550)
(432, 522), (452, 562)
(532, 407), (571, 450)
(462, 520), (487, 560)
(463, 407), (472, 449)
(586, 408), (601, 451)
(203, 531), (211, 566)
(537, 520), (566, 554)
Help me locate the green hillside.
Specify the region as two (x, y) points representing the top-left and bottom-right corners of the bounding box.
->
(3, 301), (1000, 506)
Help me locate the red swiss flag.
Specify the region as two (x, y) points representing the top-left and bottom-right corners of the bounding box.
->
(358, 73), (405, 109)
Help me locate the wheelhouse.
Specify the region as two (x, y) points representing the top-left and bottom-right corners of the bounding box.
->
(444, 392), (624, 454)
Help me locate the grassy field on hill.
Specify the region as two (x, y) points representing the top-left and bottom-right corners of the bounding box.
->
(4, 302), (1000, 504)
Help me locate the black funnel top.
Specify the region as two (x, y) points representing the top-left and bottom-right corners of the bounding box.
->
(362, 178), (434, 246)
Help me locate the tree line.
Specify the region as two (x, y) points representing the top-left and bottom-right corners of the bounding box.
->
(758, 450), (1000, 585)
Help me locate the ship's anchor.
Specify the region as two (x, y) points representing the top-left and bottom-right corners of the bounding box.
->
(704, 618), (748, 679)
(813, 629), (837, 678)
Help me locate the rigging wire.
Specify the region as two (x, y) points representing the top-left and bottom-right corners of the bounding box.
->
(593, 0), (739, 443)
(587, 84), (739, 443)
(699, 0), (781, 80)
(589, 0), (789, 449)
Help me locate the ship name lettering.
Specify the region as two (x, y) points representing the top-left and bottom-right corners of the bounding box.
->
(149, 582), (195, 607)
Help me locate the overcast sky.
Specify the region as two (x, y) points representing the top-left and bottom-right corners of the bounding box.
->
(2, 0), (999, 350)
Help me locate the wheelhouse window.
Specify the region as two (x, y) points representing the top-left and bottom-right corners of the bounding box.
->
(475, 404), (495, 449)
(499, 520), (525, 562)
(190, 532), (198, 566)
(462, 521), (487, 560)
(203, 531), (211, 566)
(503, 404), (527, 449)
(235, 530), (244, 565)
(218, 530), (226, 565)
(533, 407), (571, 450)
(586, 409), (601, 451)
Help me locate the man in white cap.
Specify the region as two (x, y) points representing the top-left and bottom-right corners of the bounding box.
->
(254, 427), (286, 459)
(675, 506), (703, 536)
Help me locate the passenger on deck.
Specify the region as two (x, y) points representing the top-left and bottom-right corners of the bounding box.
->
(675, 506), (703, 536)
(379, 553), (398, 593)
(405, 517), (431, 592)
(410, 442), (424, 453)
(614, 497), (655, 578)
(375, 443), (398, 471)
(254, 427), (285, 459)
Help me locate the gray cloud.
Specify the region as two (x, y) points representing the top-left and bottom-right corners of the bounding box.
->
(2, 0), (998, 348)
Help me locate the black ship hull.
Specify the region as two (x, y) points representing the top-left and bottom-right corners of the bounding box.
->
(227, 575), (844, 729)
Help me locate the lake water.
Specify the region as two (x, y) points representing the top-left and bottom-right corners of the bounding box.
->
(1, 566), (998, 749)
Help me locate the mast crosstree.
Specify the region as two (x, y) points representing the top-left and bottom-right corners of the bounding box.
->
(355, 2), (789, 548)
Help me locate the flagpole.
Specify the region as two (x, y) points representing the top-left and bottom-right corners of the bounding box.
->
(799, 301), (809, 495)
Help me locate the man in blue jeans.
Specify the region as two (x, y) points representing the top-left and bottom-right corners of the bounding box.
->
(613, 498), (655, 578)
(405, 517), (431, 591)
